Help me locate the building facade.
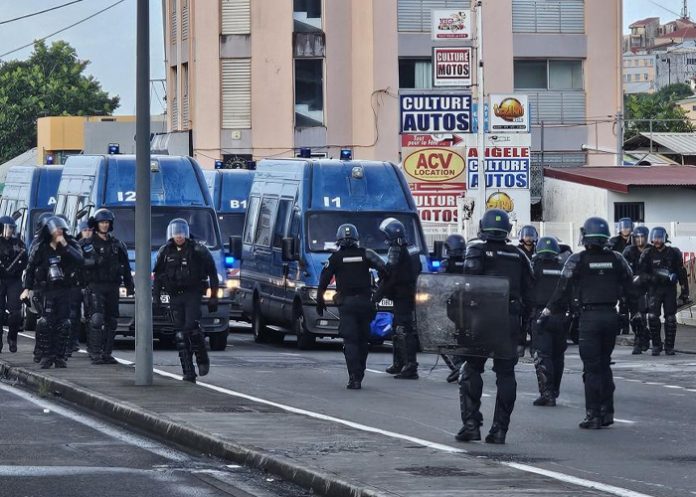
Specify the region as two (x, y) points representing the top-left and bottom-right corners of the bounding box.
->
(623, 52), (656, 94)
(164, 0), (622, 179)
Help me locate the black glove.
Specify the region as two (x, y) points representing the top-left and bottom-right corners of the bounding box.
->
(208, 296), (219, 313)
(153, 293), (163, 313)
(536, 308), (551, 328)
(126, 285), (135, 296)
(316, 297), (327, 317)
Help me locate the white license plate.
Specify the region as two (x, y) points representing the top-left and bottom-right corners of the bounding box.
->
(160, 295), (170, 304)
(379, 298), (393, 307)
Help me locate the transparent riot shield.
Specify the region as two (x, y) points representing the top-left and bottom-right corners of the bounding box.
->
(415, 273), (514, 359)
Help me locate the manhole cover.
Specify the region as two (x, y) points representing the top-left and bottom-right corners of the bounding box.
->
(395, 466), (482, 478)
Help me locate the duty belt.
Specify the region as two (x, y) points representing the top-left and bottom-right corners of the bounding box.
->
(581, 303), (616, 311)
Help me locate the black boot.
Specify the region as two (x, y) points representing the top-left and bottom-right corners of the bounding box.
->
(40, 357), (53, 369)
(600, 409), (614, 427)
(485, 424), (507, 444)
(346, 375), (361, 390)
(8, 334), (17, 353)
(579, 411), (602, 429)
(632, 343), (642, 355)
(386, 333), (405, 374)
(394, 363), (419, 379)
(395, 332), (419, 379)
(652, 344), (663, 356)
(455, 421), (481, 442)
(191, 329), (210, 376)
(533, 395), (556, 407)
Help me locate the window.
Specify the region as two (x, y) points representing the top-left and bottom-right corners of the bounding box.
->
(295, 59), (324, 127)
(644, 73), (648, 81)
(614, 202), (644, 223)
(255, 196), (278, 246)
(272, 199), (292, 248)
(512, 0), (584, 34)
(688, 58), (696, 65)
(243, 196), (260, 244)
(182, 63), (189, 129)
(399, 58), (433, 89)
(691, 105), (696, 111)
(398, 0), (471, 32)
(514, 60), (583, 90)
(294, 0), (322, 30)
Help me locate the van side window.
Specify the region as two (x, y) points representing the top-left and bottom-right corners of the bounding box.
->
(243, 196), (260, 244)
(272, 199), (292, 248)
(255, 197), (278, 247)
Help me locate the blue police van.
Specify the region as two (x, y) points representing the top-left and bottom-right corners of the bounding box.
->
(54, 154), (232, 350)
(232, 159), (428, 349)
(203, 169), (254, 319)
(0, 165), (63, 245)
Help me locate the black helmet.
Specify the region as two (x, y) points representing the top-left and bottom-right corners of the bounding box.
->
(632, 226), (649, 239)
(536, 236), (560, 257)
(35, 212), (52, 235)
(379, 217), (406, 244)
(580, 217), (611, 247)
(617, 217), (633, 234)
(89, 208), (115, 232)
(166, 218), (190, 240)
(518, 225), (539, 243)
(45, 216), (69, 236)
(650, 226), (668, 245)
(444, 234), (466, 258)
(478, 209), (512, 241)
(78, 220), (91, 233)
(336, 223), (359, 247)
(0, 216), (16, 239)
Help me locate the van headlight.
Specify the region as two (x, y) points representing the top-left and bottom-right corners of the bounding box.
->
(308, 288), (336, 301)
(119, 287), (128, 298)
(226, 279), (240, 290)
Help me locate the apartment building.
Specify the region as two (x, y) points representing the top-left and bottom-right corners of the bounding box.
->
(164, 0), (621, 179)
(623, 52), (656, 94)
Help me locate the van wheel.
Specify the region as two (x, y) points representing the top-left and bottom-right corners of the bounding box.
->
(294, 310), (316, 350)
(252, 301), (272, 343)
(24, 310), (37, 332)
(209, 330), (228, 351)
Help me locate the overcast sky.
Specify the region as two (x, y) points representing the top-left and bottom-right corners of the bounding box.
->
(0, 1), (691, 115)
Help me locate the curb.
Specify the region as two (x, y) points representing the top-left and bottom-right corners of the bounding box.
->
(615, 335), (696, 355)
(0, 361), (386, 497)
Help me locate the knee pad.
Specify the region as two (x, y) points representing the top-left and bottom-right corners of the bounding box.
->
(36, 317), (49, 332)
(175, 331), (189, 351)
(665, 315), (677, 326)
(393, 326), (406, 339)
(647, 314), (660, 325)
(58, 319), (71, 334)
(90, 313), (105, 329)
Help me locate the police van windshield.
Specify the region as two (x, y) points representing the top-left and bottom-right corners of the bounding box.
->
(218, 213), (245, 238)
(109, 207), (219, 250)
(307, 213), (424, 253)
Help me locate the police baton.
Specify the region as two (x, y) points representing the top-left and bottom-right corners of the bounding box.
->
(4, 248), (25, 274)
(308, 296), (340, 320)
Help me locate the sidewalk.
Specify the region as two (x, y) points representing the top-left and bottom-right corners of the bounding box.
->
(615, 323), (696, 354)
(0, 337), (622, 497)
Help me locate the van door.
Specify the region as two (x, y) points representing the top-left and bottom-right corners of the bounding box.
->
(268, 198), (292, 322)
(281, 208), (302, 323)
(253, 195), (278, 318)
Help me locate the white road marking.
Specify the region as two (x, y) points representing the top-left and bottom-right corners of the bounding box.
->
(663, 385), (684, 390)
(614, 418), (637, 425)
(14, 333), (658, 497)
(365, 368), (387, 375)
(644, 382), (663, 386)
(0, 382), (188, 462)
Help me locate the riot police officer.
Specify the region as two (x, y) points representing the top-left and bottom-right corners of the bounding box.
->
(638, 227), (689, 356)
(441, 234), (466, 383)
(530, 237), (567, 407)
(67, 221), (93, 355)
(0, 217), (27, 353)
(609, 218), (633, 253)
(21, 216), (83, 368)
(517, 225), (538, 262)
(80, 209), (133, 364)
(317, 224), (386, 389)
(456, 209), (534, 444)
(375, 218), (422, 380)
(542, 217), (633, 429)
(622, 226), (651, 354)
(153, 219), (219, 383)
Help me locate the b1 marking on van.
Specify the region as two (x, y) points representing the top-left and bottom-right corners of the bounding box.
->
(116, 191), (137, 202)
(323, 196), (342, 208)
(229, 200), (248, 209)
(48, 197), (56, 205)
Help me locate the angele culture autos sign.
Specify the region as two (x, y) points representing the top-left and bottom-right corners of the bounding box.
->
(466, 146), (530, 189)
(400, 94), (472, 133)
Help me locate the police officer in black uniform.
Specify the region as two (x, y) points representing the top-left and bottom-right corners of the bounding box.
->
(456, 209), (534, 445)
(375, 218), (422, 380)
(317, 224), (386, 389)
(609, 218), (634, 335)
(21, 216), (83, 368)
(638, 227), (689, 356)
(542, 217), (633, 429)
(530, 237), (567, 407)
(441, 234), (466, 383)
(517, 225), (538, 356)
(80, 209), (133, 364)
(153, 219), (219, 383)
(622, 226), (651, 354)
(0, 217), (27, 353)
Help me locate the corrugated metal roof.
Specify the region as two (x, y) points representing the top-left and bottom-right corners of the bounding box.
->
(544, 165), (696, 193)
(638, 132), (696, 155)
(624, 152), (679, 165)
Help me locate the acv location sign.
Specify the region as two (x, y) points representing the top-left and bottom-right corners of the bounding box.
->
(400, 94), (472, 133)
(403, 147), (466, 183)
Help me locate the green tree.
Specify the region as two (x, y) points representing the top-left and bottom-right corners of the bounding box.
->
(0, 40), (119, 163)
(624, 83), (694, 140)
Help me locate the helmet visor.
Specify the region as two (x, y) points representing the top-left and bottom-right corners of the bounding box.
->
(2, 224), (16, 238)
(46, 217), (69, 235)
(167, 219), (190, 240)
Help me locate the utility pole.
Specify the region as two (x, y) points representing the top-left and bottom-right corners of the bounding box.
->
(616, 111), (624, 165)
(474, 0), (486, 223)
(135, 0), (153, 386)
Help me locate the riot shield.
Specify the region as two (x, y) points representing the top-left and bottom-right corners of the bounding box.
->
(415, 273), (514, 359)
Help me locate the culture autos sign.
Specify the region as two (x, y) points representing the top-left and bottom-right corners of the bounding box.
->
(489, 94), (530, 133)
(433, 47), (472, 87)
(431, 9), (472, 40)
(400, 94), (472, 133)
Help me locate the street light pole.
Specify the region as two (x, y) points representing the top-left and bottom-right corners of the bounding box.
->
(135, 0), (153, 386)
(475, 0), (486, 224)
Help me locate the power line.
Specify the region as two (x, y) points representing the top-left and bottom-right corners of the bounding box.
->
(0, 0), (127, 60)
(0, 0), (83, 26)
(647, 0), (682, 18)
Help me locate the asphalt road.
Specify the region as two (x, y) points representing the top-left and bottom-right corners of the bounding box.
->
(0, 380), (310, 497)
(110, 325), (696, 497)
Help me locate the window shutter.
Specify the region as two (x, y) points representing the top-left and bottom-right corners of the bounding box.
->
(222, 0), (251, 35)
(221, 59), (251, 129)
